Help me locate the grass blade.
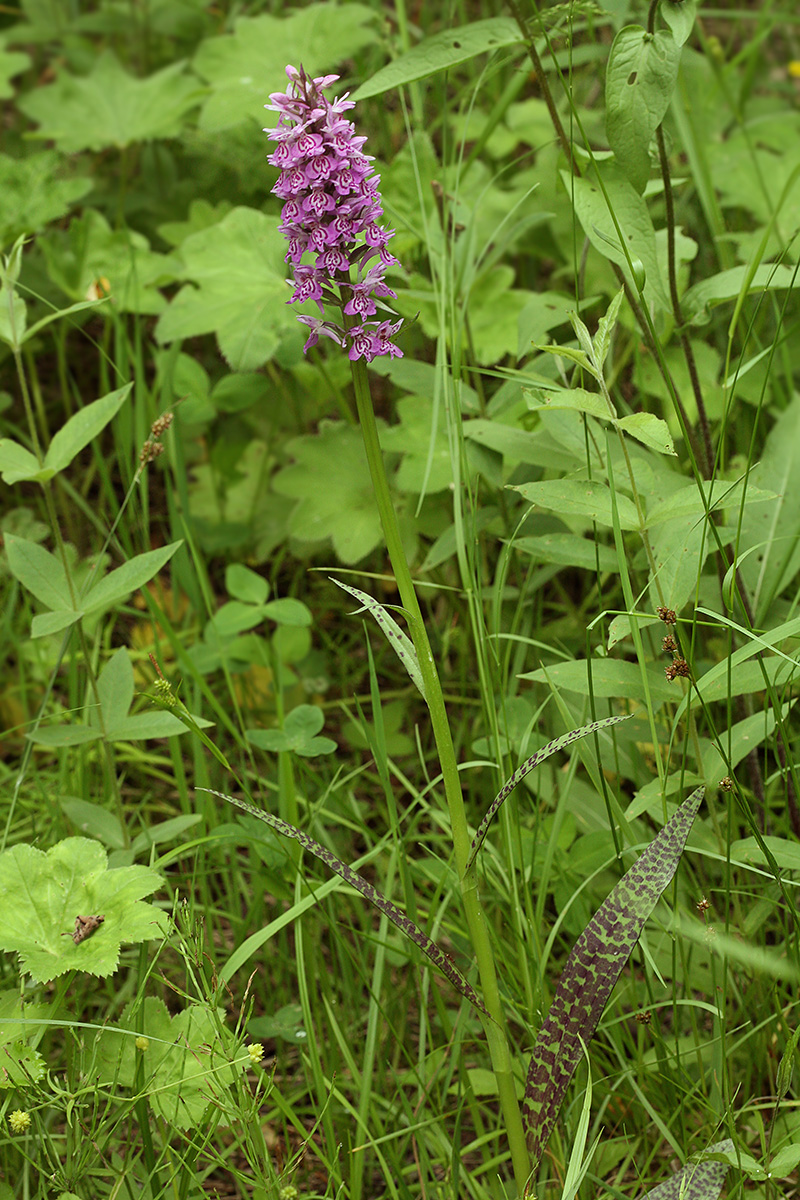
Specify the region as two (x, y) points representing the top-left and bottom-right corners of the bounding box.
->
(523, 784), (705, 1163)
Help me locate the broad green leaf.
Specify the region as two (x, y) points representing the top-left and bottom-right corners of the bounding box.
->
(226, 563), (268, 606)
(95, 996), (245, 1128)
(156, 207), (294, 371)
(0, 990), (47, 1088)
(0, 280), (26, 346)
(332, 577), (425, 701)
(525, 386), (611, 421)
(593, 288), (625, 371)
(700, 701), (795, 783)
(523, 786), (704, 1163)
(82, 541), (182, 615)
(380, 395), (453, 494)
(262, 598), (312, 627)
(0, 439), (42, 485)
(107, 712), (211, 742)
(519, 658), (674, 706)
(514, 534), (619, 572)
(41, 209), (174, 316)
(353, 18), (522, 100)
(737, 394), (800, 623)
(682, 262), (800, 324)
(30, 610), (82, 638)
(195, 4), (377, 132)
(615, 413), (676, 455)
(563, 163), (669, 313)
(511, 479), (641, 530)
(247, 705), (337, 758)
(466, 715), (632, 869)
(677, 614), (800, 720)
(517, 291), (578, 357)
(26, 726), (102, 748)
(207, 789), (489, 1017)
(640, 1140), (733, 1200)
(5, 535), (72, 611)
(17, 50), (202, 152)
(273, 422), (385, 564)
(731, 834), (800, 874)
(645, 478), (776, 528)
(93, 648), (134, 731)
(677, 919), (798, 982)
(130, 815), (203, 854)
(0, 838), (165, 982)
(606, 26), (681, 193)
(60, 798), (126, 850)
(659, 0), (698, 47)
(0, 39), (30, 101)
(45, 385), (131, 475)
(0, 150), (91, 246)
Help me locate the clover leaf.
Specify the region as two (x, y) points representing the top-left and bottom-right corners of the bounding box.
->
(246, 705), (337, 758)
(0, 839), (166, 982)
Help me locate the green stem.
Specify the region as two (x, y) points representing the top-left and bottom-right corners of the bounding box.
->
(349, 355), (530, 1194)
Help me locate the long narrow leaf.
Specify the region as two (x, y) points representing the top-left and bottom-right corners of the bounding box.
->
(200, 789), (488, 1018)
(641, 1139), (734, 1200)
(331, 577), (426, 700)
(523, 785), (704, 1163)
(466, 715), (633, 871)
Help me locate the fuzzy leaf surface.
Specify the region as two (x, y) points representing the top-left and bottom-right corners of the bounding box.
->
(0, 839), (165, 982)
(523, 785), (704, 1162)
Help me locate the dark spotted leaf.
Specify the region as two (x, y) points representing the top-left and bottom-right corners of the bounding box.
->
(523, 785), (704, 1163)
(201, 789), (488, 1018)
(641, 1139), (734, 1199)
(466, 715), (633, 871)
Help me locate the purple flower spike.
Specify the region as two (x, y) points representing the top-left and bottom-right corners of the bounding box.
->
(265, 65), (404, 362)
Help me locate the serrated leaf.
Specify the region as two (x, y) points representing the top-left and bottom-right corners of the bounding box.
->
(95, 996), (245, 1128)
(18, 50), (202, 152)
(155, 207), (294, 371)
(640, 1140), (733, 1200)
(523, 786), (704, 1162)
(511, 479), (641, 530)
(0, 149), (91, 245)
(332, 577), (426, 700)
(0, 990), (48, 1087)
(272, 423), (384, 564)
(0, 838), (165, 982)
(195, 4), (377, 132)
(204, 789), (489, 1018)
(606, 27), (681, 193)
(45, 385), (131, 475)
(467, 715), (632, 870)
(353, 17), (522, 100)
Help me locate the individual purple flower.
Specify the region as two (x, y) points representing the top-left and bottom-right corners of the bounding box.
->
(265, 65), (403, 362)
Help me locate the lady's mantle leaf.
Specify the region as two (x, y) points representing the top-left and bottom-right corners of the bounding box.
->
(95, 997), (245, 1129)
(203, 790), (489, 1018)
(0, 990), (48, 1087)
(17, 50), (202, 153)
(641, 1139), (733, 1199)
(523, 786), (704, 1163)
(0, 839), (165, 982)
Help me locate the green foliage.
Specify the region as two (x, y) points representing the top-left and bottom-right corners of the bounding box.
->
(1, 1), (799, 1196)
(0, 838), (164, 982)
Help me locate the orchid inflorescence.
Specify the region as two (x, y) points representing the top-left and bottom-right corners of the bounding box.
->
(266, 64), (404, 363)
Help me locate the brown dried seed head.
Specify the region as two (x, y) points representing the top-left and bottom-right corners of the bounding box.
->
(719, 776), (734, 792)
(657, 606), (677, 625)
(662, 634), (678, 653)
